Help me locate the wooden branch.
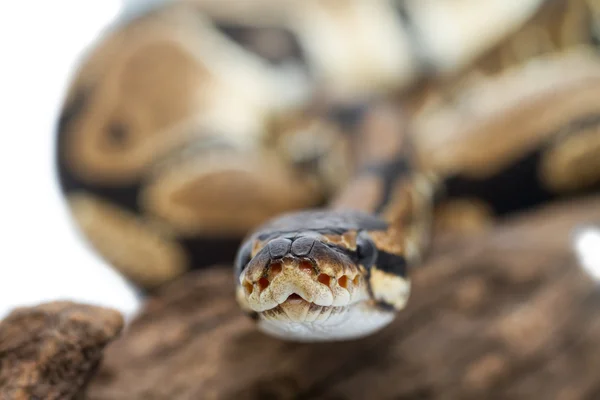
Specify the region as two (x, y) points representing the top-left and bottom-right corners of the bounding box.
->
(41, 196), (600, 399)
(0, 302), (123, 400)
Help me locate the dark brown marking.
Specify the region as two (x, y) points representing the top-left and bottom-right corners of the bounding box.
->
(318, 274), (331, 287)
(258, 278), (270, 292)
(375, 251), (408, 277)
(104, 121), (130, 148)
(270, 262), (283, 278)
(338, 275), (349, 289)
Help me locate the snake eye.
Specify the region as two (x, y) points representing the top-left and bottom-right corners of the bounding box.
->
(234, 240), (254, 277)
(356, 231), (377, 268)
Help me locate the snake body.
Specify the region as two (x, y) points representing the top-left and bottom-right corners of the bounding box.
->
(57, 0), (600, 341)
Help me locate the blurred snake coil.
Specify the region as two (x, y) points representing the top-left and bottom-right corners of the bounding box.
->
(57, 0), (600, 341)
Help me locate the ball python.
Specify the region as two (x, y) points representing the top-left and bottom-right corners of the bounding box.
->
(56, 0), (600, 341)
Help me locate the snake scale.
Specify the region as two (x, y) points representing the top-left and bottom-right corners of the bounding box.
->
(57, 0), (600, 341)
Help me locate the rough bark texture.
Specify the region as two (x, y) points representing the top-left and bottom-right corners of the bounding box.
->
(0, 302), (123, 400)
(83, 195), (600, 400)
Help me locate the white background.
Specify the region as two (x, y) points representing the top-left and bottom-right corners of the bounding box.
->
(0, 1), (154, 320)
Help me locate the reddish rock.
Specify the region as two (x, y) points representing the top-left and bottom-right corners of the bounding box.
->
(0, 301), (123, 399)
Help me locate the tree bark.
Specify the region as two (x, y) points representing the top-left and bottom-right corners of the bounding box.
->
(35, 196), (600, 400)
(0, 302), (123, 400)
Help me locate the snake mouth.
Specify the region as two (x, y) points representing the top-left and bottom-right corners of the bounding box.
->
(260, 293), (352, 323)
(238, 276), (370, 325)
(237, 250), (371, 324)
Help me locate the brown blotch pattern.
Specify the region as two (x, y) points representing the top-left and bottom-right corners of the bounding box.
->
(411, 51), (600, 179)
(62, 9), (214, 185)
(68, 192), (187, 288)
(540, 123), (600, 192)
(141, 150), (323, 237)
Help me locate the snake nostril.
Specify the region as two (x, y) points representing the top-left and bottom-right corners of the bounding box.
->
(258, 277), (270, 291)
(318, 273), (331, 286)
(338, 275), (349, 289)
(299, 260), (314, 274)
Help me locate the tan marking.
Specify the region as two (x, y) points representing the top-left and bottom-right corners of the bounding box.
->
(369, 267), (411, 311)
(141, 150), (321, 237)
(540, 125), (600, 192)
(434, 199), (495, 234)
(412, 53), (600, 179)
(251, 240), (267, 258)
(464, 353), (508, 391)
(318, 273), (332, 287)
(292, 0), (417, 99)
(322, 231), (357, 251)
(368, 230), (404, 257)
(68, 193), (187, 288)
(403, 0), (545, 75)
(63, 14), (215, 184)
(472, 0), (592, 74)
(62, 3), (286, 186)
(269, 262), (283, 279)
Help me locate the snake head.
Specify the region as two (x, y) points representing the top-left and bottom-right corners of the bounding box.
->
(234, 210), (411, 342)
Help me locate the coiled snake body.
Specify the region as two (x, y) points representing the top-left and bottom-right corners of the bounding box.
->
(57, 0), (600, 341)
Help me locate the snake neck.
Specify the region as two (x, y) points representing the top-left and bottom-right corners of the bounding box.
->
(328, 100), (436, 265)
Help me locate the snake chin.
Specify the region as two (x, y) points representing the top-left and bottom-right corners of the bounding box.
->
(261, 293), (352, 322)
(256, 299), (396, 342)
(236, 285), (395, 342)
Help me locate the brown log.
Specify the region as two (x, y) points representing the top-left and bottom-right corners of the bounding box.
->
(0, 302), (123, 400)
(87, 195), (600, 400)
